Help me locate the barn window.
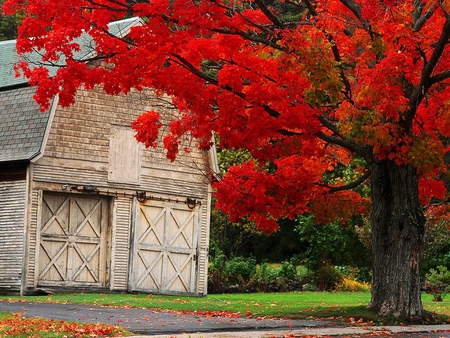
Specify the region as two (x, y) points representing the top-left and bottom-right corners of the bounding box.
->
(108, 125), (141, 184)
(0, 162), (27, 182)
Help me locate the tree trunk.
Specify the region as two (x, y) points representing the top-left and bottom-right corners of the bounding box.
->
(368, 160), (426, 320)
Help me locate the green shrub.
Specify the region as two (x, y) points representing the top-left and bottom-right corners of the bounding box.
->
(250, 263), (279, 292)
(208, 249), (227, 293)
(278, 260), (298, 280)
(315, 264), (343, 291)
(224, 256), (257, 285)
(295, 215), (372, 290)
(424, 265), (450, 301)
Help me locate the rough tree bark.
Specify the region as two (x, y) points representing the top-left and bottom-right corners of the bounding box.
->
(368, 160), (426, 320)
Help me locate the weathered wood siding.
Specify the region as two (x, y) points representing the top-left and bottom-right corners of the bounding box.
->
(0, 180), (26, 293)
(29, 87), (211, 295)
(26, 189), (40, 289)
(37, 88), (209, 198)
(110, 196), (132, 291)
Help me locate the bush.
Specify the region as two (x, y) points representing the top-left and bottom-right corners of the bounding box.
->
(208, 252), (370, 293)
(208, 255), (257, 293)
(224, 256), (257, 285)
(208, 249), (227, 293)
(250, 263), (279, 292)
(314, 264), (343, 291)
(295, 215), (372, 290)
(424, 265), (450, 301)
(278, 260), (298, 280)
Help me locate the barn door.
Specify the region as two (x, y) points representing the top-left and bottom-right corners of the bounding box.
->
(37, 193), (109, 287)
(130, 201), (198, 294)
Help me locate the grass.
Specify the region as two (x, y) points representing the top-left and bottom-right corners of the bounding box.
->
(2, 291), (449, 324)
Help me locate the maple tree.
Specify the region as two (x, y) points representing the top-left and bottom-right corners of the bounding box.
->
(4, 0), (450, 320)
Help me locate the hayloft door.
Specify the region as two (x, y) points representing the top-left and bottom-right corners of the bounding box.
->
(130, 201), (198, 294)
(37, 193), (109, 287)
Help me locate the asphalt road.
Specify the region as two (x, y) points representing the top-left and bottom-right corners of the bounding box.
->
(1, 301), (450, 337)
(0, 300), (340, 336)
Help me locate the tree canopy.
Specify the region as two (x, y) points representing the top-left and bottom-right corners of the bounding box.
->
(4, 0), (450, 319)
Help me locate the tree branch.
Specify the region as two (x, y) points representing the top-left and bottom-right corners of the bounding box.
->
(405, 14), (450, 130)
(430, 69), (450, 85)
(318, 131), (364, 155)
(303, 0), (317, 16)
(413, 0), (438, 32)
(317, 113), (369, 156)
(212, 27), (286, 51)
(303, 0), (355, 104)
(339, 0), (370, 30)
(170, 53), (219, 86)
(83, 0), (129, 12)
(170, 53), (286, 121)
(253, 0), (284, 29)
(319, 169), (371, 193)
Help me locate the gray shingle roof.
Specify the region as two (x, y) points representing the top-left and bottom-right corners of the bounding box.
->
(0, 86), (50, 162)
(0, 40), (25, 88)
(0, 17), (143, 163)
(0, 17), (143, 88)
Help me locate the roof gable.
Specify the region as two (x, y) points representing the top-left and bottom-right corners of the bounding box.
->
(0, 86), (51, 162)
(0, 17), (144, 163)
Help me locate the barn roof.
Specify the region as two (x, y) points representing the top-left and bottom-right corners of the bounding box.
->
(0, 17), (143, 163)
(0, 86), (51, 162)
(0, 17), (143, 89)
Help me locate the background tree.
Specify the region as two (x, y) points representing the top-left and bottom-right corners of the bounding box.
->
(4, 0), (450, 320)
(0, 0), (20, 40)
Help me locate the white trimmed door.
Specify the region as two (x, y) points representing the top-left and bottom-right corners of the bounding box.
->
(37, 193), (109, 287)
(130, 201), (198, 294)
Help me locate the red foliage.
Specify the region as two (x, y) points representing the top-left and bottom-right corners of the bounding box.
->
(0, 313), (124, 337)
(4, 0), (450, 232)
(182, 310), (242, 318)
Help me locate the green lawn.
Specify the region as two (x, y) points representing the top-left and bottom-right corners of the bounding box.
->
(2, 292), (449, 323)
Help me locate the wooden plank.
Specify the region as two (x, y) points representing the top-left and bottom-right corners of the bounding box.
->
(110, 196), (132, 291)
(0, 180), (27, 293)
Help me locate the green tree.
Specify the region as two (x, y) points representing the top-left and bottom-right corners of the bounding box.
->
(296, 214), (371, 290)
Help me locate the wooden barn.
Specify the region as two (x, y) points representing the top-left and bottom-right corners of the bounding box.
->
(0, 18), (218, 296)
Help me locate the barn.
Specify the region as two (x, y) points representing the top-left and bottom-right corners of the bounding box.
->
(0, 17), (218, 296)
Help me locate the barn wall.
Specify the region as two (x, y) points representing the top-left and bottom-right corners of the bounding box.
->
(25, 189), (40, 290)
(28, 87), (212, 295)
(37, 87), (210, 198)
(197, 187), (213, 296)
(0, 180), (27, 294)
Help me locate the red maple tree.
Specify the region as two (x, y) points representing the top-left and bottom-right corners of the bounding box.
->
(4, 0), (450, 320)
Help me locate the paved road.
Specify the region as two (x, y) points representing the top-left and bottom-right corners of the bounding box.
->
(0, 301), (341, 336)
(1, 301), (450, 337)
